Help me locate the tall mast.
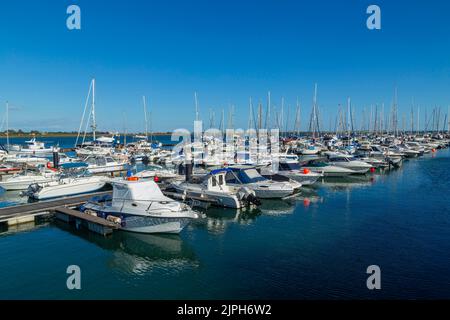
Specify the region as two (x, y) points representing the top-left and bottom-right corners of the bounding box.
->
(448, 106), (450, 134)
(312, 83), (318, 139)
(123, 112), (127, 145)
(295, 98), (301, 136)
(194, 92), (199, 122)
(5, 101), (9, 150)
(258, 102), (262, 133)
(347, 97), (351, 136)
(281, 97), (284, 135)
(248, 98), (253, 131)
(91, 78), (97, 141)
(143, 95), (148, 139)
(265, 91), (271, 129)
(417, 106), (420, 134)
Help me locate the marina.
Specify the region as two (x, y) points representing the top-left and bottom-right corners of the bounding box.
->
(1, 0), (450, 303)
(0, 146), (449, 299)
(0, 78), (449, 300)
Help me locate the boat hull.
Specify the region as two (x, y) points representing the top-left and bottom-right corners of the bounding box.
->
(31, 180), (106, 200)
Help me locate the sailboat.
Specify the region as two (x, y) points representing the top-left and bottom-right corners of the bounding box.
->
(75, 79), (115, 157)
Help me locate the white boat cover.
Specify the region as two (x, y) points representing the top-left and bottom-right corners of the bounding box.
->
(112, 180), (172, 207)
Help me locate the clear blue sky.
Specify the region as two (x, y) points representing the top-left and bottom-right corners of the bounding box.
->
(0, 0), (449, 132)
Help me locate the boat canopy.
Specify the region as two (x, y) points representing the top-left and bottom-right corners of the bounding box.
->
(112, 180), (172, 206)
(209, 168), (234, 175)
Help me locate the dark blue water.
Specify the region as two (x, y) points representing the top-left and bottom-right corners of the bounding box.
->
(0, 139), (449, 299)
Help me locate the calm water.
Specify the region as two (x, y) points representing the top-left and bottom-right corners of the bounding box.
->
(0, 138), (449, 299)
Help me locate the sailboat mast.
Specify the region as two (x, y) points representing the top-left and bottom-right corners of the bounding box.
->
(5, 101), (9, 150)
(143, 95), (148, 139)
(91, 78), (97, 141)
(194, 92), (199, 122)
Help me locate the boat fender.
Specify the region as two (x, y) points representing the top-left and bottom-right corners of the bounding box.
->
(106, 215), (121, 224)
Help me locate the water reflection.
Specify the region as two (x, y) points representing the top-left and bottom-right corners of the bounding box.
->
(318, 175), (377, 191)
(54, 221), (199, 275)
(0, 221), (49, 236)
(198, 207), (261, 234)
(197, 188), (323, 233)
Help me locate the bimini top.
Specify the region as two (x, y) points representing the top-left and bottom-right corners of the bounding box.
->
(112, 179), (172, 205)
(209, 167), (234, 175)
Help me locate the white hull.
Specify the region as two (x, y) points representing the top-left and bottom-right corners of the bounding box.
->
(0, 176), (56, 191)
(172, 183), (242, 208)
(282, 172), (322, 185)
(87, 164), (125, 174)
(30, 178), (107, 200)
(305, 166), (356, 177)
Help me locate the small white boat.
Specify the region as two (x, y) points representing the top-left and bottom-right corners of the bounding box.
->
(261, 157), (323, 186)
(0, 167), (59, 191)
(3, 153), (49, 165)
(84, 155), (126, 174)
(226, 166), (296, 199)
(301, 159), (357, 177)
(171, 168), (260, 209)
(24, 174), (107, 200)
(81, 179), (199, 234)
(324, 152), (373, 174)
(8, 138), (54, 154)
(134, 165), (180, 181)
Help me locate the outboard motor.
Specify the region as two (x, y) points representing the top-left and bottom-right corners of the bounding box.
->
(237, 187), (261, 206)
(142, 156), (150, 166)
(21, 183), (42, 198)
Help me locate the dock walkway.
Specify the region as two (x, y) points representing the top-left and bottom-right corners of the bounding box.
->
(0, 191), (112, 225)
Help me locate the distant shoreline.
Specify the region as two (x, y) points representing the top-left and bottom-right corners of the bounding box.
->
(0, 132), (172, 138)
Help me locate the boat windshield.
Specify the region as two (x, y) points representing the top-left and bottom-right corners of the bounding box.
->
(279, 162), (300, 171)
(240, 169), (267, 183)
(329, 157), (349, 162)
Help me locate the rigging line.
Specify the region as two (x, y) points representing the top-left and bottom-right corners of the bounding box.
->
(75, 80), (93, 148)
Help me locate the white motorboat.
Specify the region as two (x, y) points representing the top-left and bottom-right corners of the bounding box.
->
(300, 145), (321, 155)
(261, 159), (323, 186)
(83, 155), (126, 174)
(81, 179), (199, 234)
(0, 167), (59, 191)
(225, 166), (296, 199)
(324, 152), (373, 174)
(170, 168), (261, 209)
(76, 145), (113, 157)
(8, 138), (54, 155)
(24, 174), (108, 200)
(3, 153), (49, 165)
(301, 159), (357, 177)
(134, 165), (180, 181)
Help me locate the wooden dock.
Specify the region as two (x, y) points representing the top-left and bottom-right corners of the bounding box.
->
(0, 191), (112, 227)
(54, 207), (119, 236)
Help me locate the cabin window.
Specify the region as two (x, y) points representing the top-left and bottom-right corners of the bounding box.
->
(219, 174), (224, 185)
(212, 178), (217, 187)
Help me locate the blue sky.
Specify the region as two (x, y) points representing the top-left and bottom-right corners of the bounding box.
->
(0, 0), (450, 132)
